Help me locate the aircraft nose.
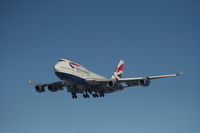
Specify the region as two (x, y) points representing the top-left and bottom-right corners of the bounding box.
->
(54, 64), (60, 72)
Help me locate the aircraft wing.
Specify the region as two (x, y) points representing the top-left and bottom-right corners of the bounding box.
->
(86, 72), (183, 87)
(27, 80), (66, 92)
(86, 78), (112, 85)
(118, 72), (183, 87)
(27, 80), (64, 87)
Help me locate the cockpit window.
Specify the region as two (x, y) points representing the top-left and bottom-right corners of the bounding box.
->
(59, 59), (65, 62)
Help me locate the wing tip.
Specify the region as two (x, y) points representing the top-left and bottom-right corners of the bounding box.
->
(176, 71), (184, 76)
(27, 80), (36, 85)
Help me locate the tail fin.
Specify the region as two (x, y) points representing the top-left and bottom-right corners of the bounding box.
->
(111, 60), (125, 80)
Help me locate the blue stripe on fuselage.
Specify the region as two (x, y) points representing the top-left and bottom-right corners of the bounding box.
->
(55, 72), (86, 84)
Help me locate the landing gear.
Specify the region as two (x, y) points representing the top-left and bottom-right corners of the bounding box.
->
(83, 92), (89, 98)
(72, 95), (77, 99)
(71, 92), (77, 99)
(71, 91), (105, 99)
(88, 90), (92, 95)
(92, 93), (99, 98)
(99, 93), (105, 97)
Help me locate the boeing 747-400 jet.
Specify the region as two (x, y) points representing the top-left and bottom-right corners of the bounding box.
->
(28, 59), (183, 99)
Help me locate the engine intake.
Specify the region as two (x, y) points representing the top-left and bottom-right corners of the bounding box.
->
(35, 85), (45, 93)
(139, 78), (151, 87)
(107, 81), (116, 88)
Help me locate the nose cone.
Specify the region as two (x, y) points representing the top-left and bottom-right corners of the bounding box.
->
(54, 64), (60, 72)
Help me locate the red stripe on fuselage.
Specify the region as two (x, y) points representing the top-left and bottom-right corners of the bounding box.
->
(69, 62), (80, 66)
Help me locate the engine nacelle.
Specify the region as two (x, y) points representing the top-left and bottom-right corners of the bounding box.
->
(107, 81), (116, 88)
(35, 85), (45, 93)
(139, 78), (151, 87)
(48, 85), (58, 92)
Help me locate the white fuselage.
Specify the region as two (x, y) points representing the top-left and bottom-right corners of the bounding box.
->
(54, 59), (104, 82)
(53, 59), (123, 94)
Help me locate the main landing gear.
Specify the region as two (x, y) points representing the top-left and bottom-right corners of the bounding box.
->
(71, 91), (105, 99)
(92, 93), (104, 98)
(71, 92), (77, 99)
(83, 92), (89, 98)
(92, 92), (104, 98)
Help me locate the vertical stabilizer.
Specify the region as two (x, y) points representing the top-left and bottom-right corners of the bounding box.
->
(111, 60), (125, 80)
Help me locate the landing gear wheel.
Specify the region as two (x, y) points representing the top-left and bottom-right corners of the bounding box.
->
(92, 93), (99, 98)
(71, 92), (77, 99)
(88, 91), (92, 95)
(99, 91), (105, 97)
(83, 93), (90, 98)
(92, 94), (95, 98)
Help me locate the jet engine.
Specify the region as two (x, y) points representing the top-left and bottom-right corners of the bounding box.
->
(107, 81), (116, 88)
(48, 84), (63, 92)
(139, 78), (151, 87)
(48, 85), (58, 92)
(35, 85), (45, 93)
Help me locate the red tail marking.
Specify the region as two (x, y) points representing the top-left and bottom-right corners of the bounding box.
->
(115, 64), (124, 72)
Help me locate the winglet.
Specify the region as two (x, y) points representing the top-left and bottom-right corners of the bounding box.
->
(176, 71), (184, 76)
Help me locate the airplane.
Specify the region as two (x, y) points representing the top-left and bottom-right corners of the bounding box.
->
(28, 59), (183, 99)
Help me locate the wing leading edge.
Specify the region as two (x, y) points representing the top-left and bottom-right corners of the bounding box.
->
(85, 71), (183, 88)
(118, 71), (184, 87)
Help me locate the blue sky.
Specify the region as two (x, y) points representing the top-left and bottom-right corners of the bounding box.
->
(0, 0), (200, 133)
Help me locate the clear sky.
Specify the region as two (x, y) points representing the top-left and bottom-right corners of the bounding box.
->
(0, 0), (200, 133)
